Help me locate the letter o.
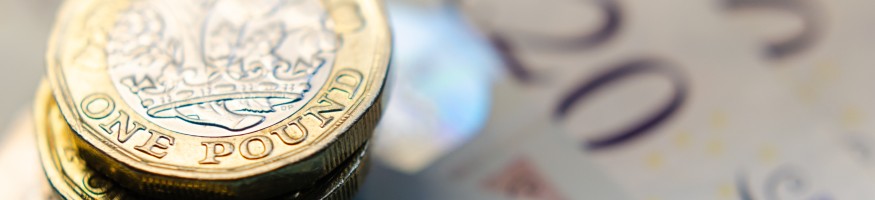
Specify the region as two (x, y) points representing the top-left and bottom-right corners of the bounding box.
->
(81, 94), (115, 119)
(240, 136), (273, 159)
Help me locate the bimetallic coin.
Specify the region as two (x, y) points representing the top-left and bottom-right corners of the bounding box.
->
(36, 81), (135, 199)
(290, 142), (370, 200)
(45, 0), (390, 198)
(36, 81), (372, 200)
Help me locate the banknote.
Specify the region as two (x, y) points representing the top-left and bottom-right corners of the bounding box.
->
(745, 0), (875, 156)
(745, 0), (875, 192)
(5, 0), (875, 199)
(414, 0), (875, 199)
(420, 118), (629, 200)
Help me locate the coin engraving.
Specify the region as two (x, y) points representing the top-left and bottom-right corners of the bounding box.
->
(81, 94), (115, 120)
(48, 0), (388, 196)
(105, 0), (338, 136)
(240, 135), (274, 159)
(196, 69), (362, 165)
(134, 130), (175, 158)
(199, 141), (234, 164)
(83, 92), (178, 159)
(270, 118), (308, 145)
(329, 68), (363, 99)
(83, 173), (113, 195)
(98, 111), (146, 143)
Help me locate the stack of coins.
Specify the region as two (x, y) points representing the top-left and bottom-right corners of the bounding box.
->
(33, 0), (391, 199)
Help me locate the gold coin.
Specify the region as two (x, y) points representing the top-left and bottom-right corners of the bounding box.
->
(36, 80), (372, 200)
(36, 80), (135, 199)
(288, 142), (370, 200)
(45, 0), (389, 198)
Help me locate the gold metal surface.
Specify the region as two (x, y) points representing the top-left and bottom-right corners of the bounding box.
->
(36, 80), (135, 199)
(45, 0), (389, 198)
(36, 80), (371, 199)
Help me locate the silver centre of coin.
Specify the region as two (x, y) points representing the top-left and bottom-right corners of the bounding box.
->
(106, 0), (338, 137)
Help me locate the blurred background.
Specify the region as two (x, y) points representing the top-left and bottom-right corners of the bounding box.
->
(5, 0), (875, 199)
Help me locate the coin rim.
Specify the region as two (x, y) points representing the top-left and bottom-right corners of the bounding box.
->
(45, 0), (389, 197)
(36, 79), (137, 199)
(46, 0), (388, 178)
(37, 79), (372, 199)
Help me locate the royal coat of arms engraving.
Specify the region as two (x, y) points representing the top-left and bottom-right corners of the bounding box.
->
(106, 0), (338, 136)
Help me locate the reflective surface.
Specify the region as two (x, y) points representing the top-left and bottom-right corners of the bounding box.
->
(45, 0), (388, 198)
(6, 0), (875, 199)
(106, 0), (337, 136)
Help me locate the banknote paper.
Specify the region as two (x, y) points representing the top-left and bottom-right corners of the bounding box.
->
(752, 0), (875, 159)
(749, 0), (875, 194)
(435, 0), (875, 199)
(0, 0), (872, 199)
(422, 119), (629, 200)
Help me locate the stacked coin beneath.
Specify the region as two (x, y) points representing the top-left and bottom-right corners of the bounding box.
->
(35, 0), (390, 199)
